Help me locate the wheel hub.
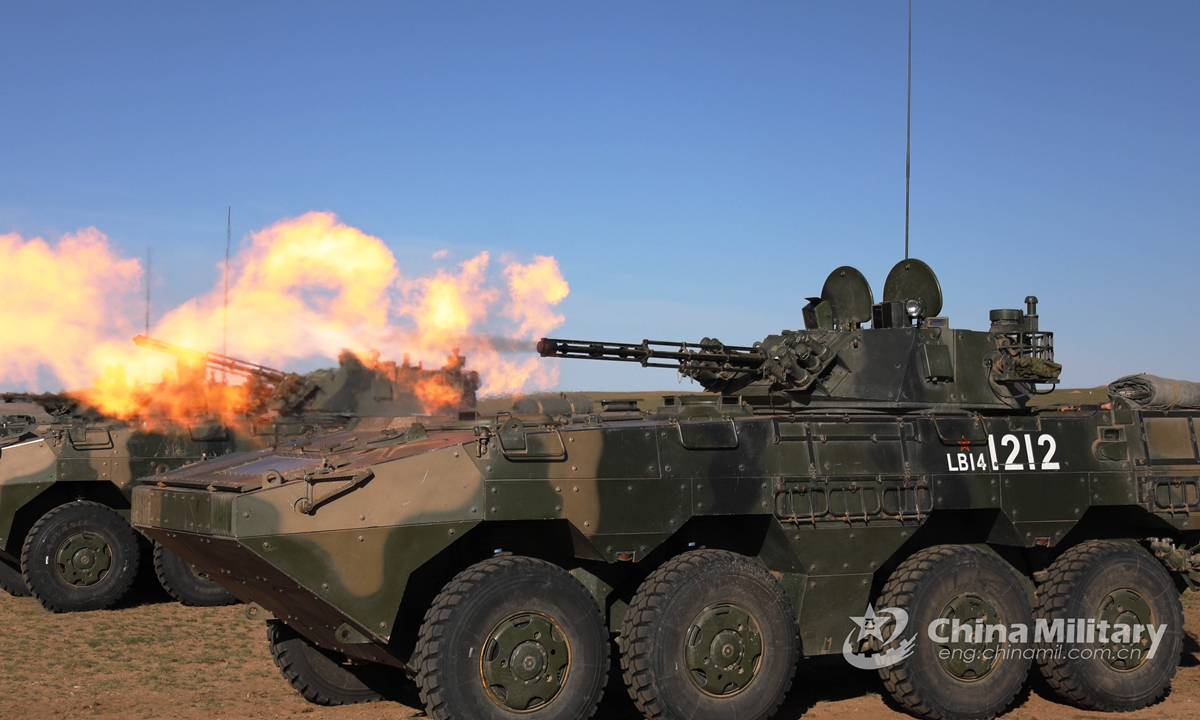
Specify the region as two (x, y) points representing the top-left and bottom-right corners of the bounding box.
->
(684, 603), (763, 696)
(55, 532), (112, 587)
(934, 594), (1003, 682)
(1096, 588), (1154, 671)
(510, 641), (547, 681)
(480, 612), (570, 712)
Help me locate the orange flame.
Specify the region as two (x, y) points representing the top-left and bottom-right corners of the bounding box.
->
(80, 362), (255, 430)
(0, 212), (569, 423)
(414, 374), (466, 414)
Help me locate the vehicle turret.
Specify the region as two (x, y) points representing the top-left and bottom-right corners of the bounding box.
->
(538, 259), (1061, 413)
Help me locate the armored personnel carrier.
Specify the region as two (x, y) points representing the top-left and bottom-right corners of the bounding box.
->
(133, 259), (1200, 720)
(0, 393), (245, 610)
(1, 340), (479, 612)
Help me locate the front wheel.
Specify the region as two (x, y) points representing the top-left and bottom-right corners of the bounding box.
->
(268, 620), (400, 705)
(619, 549), (799, 720)
(20, 501), (140, 613)
(153, 543), (238, 607)
(415, 556), (610, 720)
(1036, 540), (1183, 711)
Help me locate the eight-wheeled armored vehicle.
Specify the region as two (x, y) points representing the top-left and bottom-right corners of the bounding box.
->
(133, 259), (1200, 720)
(1, 339), (479, 612)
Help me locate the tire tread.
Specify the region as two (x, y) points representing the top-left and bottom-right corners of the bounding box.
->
(266, 621), (382, 706)
(414, 555), (608, 720)
(20, 501), (139, 613)
(876, 544), (1027, 720)
(0, 559), (31, 597)
(1035, 539), (1181, 712)
(618, 549), (798, 720)
(153, 543), (237, 607)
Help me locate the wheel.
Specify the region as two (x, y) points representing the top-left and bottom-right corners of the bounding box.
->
(1035, 540), (1183, 711)
(20, 501), (140, 613)
(876, 545), (1032, 720)
(153, 542), (238, 607)
(415, 555), (610, 720)
(0, 558), (31, 597)
(267, 620), (400, 705)
(619, 549), (799, 720)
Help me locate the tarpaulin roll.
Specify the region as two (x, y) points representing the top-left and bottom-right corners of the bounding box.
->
(1108, 374), (1200, 411)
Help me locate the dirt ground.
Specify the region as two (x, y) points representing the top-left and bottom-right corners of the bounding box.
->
(1, 583), (1197, 720)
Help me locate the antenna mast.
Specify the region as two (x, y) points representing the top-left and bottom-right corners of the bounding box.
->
(904, 0), (913, 260)
(143, 247), (152, 382)
(144, 248), (152, 337)
(223, 207), (231, 380)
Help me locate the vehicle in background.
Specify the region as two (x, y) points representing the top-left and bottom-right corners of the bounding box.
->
(2, 339), (479, 612)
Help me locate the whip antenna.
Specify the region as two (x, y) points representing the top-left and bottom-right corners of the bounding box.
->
(144, 247), (152, 382)
(144, 248), (152, 337)
(904, 0), (912, 260)
(223, 206), (231, 380)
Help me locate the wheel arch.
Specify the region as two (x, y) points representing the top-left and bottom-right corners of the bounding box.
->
(4, 481), (131, 560)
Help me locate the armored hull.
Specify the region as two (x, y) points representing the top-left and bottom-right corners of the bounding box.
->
(133, 260), (1200, 720)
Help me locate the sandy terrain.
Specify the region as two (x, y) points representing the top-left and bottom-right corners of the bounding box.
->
(1, 580), (1196, 720)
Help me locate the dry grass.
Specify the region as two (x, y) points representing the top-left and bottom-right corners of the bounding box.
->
(0, 582), (419, 720)
(1, 581), (1197, 719)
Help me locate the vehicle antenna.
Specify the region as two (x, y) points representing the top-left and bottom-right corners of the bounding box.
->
(904, 0), (913, 260)
(144, 247), (152, 382)
(145, 247), (152, 337)
(223, 206), (231, 381)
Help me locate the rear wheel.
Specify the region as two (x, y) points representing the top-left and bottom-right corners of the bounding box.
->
(20, 501), (139, 613)
(0, 558), (31, 597)
(153, 543), (237, 607)
(619, 549), (799, 720)
(415, 555), (610, 720)
(267, 620), (399, 705)
(1036, 540), (1183, 711)
(876, 545), (1033, 720)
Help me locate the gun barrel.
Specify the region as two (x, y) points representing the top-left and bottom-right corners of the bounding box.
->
(133, 335), (291, 385)
(133, 335), (206, 363)
(203, 355), (291, 385)
(537, 338), (763, 370)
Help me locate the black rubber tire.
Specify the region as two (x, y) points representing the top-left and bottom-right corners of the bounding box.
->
(153, 542), (238, 607)
(1035, 540), (1183, 711)
(876, 545), (1033, 720)
(267, 620), (400, 705)
(20, 501), (140, 613)
(415, 555), (609, 720)
(619, 549), (799, 720)
(0, 558), (31, 597)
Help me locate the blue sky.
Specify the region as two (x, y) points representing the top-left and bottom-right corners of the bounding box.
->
(3, 2), (1198, 392)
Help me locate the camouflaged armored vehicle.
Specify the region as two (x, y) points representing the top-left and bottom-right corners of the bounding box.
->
(134, 259), (1200, 720)
(0, 393), (245, 610)
(1, 339), (479, 613)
